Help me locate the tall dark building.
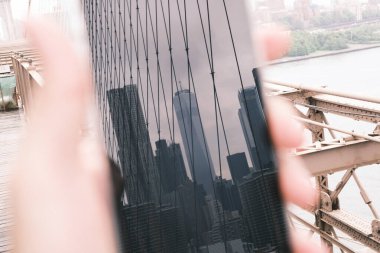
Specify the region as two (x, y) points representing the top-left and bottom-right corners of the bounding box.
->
(107, 85), (160, 205)
(238, 86), (273, 171)
(227, 152), (250, 185)
(174, 89), (216, 195)
(223, 215), (244, 243)
(120, 203), (160, 253)
(155, 139), (189, 193)
(176, 181), (212, 246)
(159, 181), (213, 247)
(214, 178), (242, 213)
(159, 205), (188, 253)
(238, 170), (287, 253)
(120, 203), (187, 253)
(238, 108), (260, 171)
(237, 85), (289, 252)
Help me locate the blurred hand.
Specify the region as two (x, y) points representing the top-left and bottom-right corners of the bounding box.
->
(12, 21), (118, 253)
(260, 29), (326, 253)
(10, 22), (324, 253)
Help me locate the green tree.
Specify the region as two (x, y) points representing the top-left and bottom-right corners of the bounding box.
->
(321, 33), (348, 50)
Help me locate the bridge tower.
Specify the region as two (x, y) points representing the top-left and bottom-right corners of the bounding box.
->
(0, 0), (16, 41)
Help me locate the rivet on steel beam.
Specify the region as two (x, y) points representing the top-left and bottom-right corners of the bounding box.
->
(372, 219), (380, 240)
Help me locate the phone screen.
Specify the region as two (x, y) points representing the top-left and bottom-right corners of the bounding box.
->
(82, 0), (291, 252)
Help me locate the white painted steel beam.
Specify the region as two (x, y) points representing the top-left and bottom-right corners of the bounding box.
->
(265, 79), (380, 104)
(296, 138), (380, 176)
(268, 83), (380, 123)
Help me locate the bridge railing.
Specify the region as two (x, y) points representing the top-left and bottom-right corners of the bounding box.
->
(11, 52), (43, 116)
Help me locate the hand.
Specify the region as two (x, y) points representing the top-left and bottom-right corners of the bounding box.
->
(12, 20), (118, 253)
(11, 22), (325, 253)
(260, 29), (327, 253)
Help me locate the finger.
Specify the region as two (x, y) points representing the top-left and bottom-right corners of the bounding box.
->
(291, 231), (328, 253)
(279, 152), (318, 210)
(267, 97), (304, 148)
(257, 27), (290, 61)
(25, 19), (91, 158)
(267, 98), (318, 208)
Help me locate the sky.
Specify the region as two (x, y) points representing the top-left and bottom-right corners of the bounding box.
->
(284, 0), (369, 9)
(10, 0), (28, 20)
(10, 0), (60, 20)
(9, 0), (332, 20)
(9, 0), (373, 20)
(285, 0), (331, 8)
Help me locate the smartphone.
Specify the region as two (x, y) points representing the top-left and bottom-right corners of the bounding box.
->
(80, 0), (292, 252)
(14, 0), (292, 252)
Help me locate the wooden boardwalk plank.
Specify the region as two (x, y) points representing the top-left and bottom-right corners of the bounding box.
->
(0, 110), (23, 252)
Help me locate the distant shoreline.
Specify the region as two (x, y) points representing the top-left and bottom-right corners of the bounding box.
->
(269, 43), (380, 65)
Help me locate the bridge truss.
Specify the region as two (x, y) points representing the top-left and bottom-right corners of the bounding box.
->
(267, 80), (380, 252)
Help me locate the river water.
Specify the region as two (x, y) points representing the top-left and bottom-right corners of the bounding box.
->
(264, 48), (380, 252)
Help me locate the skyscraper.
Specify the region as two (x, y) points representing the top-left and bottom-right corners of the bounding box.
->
(239, 170), (287, 253)
(226, 152), (250, 185)
(155, 139), (189, 193)
(0, 0), (16, 41)
(238, 108), (260, 171)
(238, 86), (273, 171)
(107, 85), (159, 205)
(159, 205), (188, 253)
(120, 203), (188, 253)
(120, 203), (161, 253)
(214, 178), (242, 213)
(237, 85), (290, 252)
(173, 89), (215, 195)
